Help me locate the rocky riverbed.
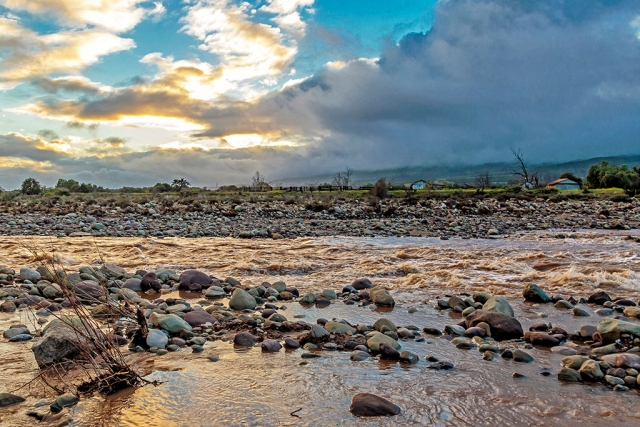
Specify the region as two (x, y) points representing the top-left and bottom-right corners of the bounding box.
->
(1, 233), (640, 426)
(0, 196), (639, 239)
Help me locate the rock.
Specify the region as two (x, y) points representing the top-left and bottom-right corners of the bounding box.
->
(423, 326), (442, 336)
(579, 325), (597, 340)
(50, 394), (78, 413)
(146, 329), (168, 349)
(513, 349), (534, 363)
(573, 307), (590, 317)
(464, 310), (523, 341)
(351, 351), (370, 361)
(561, 355), (590, 370)
(140, 272), (162, 292)
(311, 324), (329, 338)
(0, 392), (26, 407)
(554, 300), (574, 309)
(71, 280), (104, 303)
(444, 325), (465, 336)
(373, 318), (397, 333)
(379, 342), (400, 360)
(551, 346), (578, 356)
(349, 393), (400, 417)
(102, 263), (127, 279)
(578, 359), (604, 380)
(42, 284), (63, 299)
(228, 288), (257, 310)
(369, 288), (395, 306)
(261, 339), (282, 352)
(558, 368), (582, 382)
(0, 301), (16, 312)
(234, 332), (257, 347)
(9, 334), (33, 342)
(427, 361), (455, 370)
(32, 318), (96, 367)
(3, 326), (30, 339)
(588, 290), (611, 305)
(591, 344), (619, 356)
(268, 313), (287, 323)
(178, 270), (213, 290)
(204, 286), (225, 298)
(605, 375), (625, 387)
(523, 283), (550, 303)
(284, 337), (300, 349)
(399, 350), (419, 364)
(597, 318), (640, 342)
(157, 314), (193, 334)
(482, 296), (514, 316)
(351, 278), (373, 290)
(122, 278), (142, 292)
(623, 306), (640, 319)
(183, 311), (217, 327)
(367, 332), (401, 352)
(324, 322), (356, 335)
(600, 353), (640, 370)
(299, 293), (316, 304)
(464, 327), (486, 338)
(526, 332), (560, 347)
(321, 289), (337, 300)
(19, 267), (41, 282)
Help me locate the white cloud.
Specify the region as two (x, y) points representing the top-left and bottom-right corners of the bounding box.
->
(260, 0), (314, 36)
(0, 0), (153, 33)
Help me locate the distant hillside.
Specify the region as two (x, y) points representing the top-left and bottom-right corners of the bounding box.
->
(283, 155), (640, 186)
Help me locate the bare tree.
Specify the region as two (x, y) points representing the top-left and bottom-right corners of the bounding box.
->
(475, 172), (491, 192)
(333, 166), (354, 189)
(251, 171), (267, 187)
(510, 148), (540, 187)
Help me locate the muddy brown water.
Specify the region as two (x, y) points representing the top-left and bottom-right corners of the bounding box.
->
(1, 232), (640, 426)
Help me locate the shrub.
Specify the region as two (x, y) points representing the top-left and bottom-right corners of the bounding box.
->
(371, 178), (389, 199)
(21, 177), (42, 195)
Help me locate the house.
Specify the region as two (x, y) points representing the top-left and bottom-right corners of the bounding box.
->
(410, 180), (427, 190)
(547, 178), (581, 191)
(253, 182), (273, 192)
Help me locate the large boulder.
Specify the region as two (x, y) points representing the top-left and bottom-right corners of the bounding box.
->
(157, 314), (193, 334)
(601, 353), (640, 370)
(141, 272), (162, 292)
(369, 288), (395, 306)
(101, 263), (127, 280)
(122, 278), (142, 292)
(464, 310), (523, 341)
(523, 284), (550, 303)
(229, 288), (257, 310)
(597, 318), (640, 342)
(349, 393), (400, 417)
(183, 311), (218, 327)
(31, 318), (97, 368)
(482, 296), (514, 316)
(179, 270), (213, 290)
(366, 332), (401, 352)
(71, 280), (104, 303)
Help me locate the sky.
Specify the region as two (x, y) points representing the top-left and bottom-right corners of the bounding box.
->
(0, 0), (639, 189)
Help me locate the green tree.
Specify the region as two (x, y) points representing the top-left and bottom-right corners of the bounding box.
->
(172, 178), (190, 191)
(21, 177), (42, 195)
(56, 178), (80, 192)
(586, 161), (636, 189)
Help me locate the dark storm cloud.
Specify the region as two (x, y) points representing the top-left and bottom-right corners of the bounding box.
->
(0, 133), (68, 162)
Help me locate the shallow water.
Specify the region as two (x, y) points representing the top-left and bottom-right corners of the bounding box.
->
(1, 232), (640, 426)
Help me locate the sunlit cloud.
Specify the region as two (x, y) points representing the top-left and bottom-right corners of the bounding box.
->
(0, 17), (135, 88)
(0, 0), (158, 33)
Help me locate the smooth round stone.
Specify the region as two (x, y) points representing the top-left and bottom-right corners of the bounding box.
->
(261, 339), (282, 352)
(284, 337), (301, 349)
(191, 345), (204, 353)
(301, 353), (321, 358)
(351, 351), (370, 361)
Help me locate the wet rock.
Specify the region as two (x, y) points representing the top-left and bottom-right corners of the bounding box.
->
(50, 394), (78, 413)
(573, 307), (590, 317)
(591, 344), (619, 356)
(579, 325), (597, 340)
(579, 359), (604, 380)
(204, 286), (226, 298)
(558, 368), (582, 382)
(379, 342), (400, 360)
(399, 350), (419, 364)
(140, 272), (162, 292)
(523, 283), (550, 303)
(284, 337), (300, 349)
(623, 306), (640, 319)
(427, 361), (455, 370)
(1, 301), (17, 312)
(228, 288), (257, 310)
(473, 292), (492, 304)
(0, 392), (25, 407)
(146, 329), (168, 349)
(311, 324), (329, 338)
(444, 325), (465, 337)
(261, 339), (282, 352)
(513, 349), (534, 363)
(19, 268), (41, 282)
(315, 296), (331, 307)
(482, 296), (514, 316)
(349, 393), (400, 417)
(588, 291), (611, 305)
(122, 278), (142, 292)
(179, 270), (213, 290)
(554, 300), (574, 310)
(71, 280), (104, 303)
(324, 322), (356, 335)
(373, 318), (397, 332)
(9, 334), (33, 342)
(551, 346), (578, 356)
(321, 289), (337, 300)
(526, 332), (560, 347)
(369, 288), (395, 306)
(3, 326), (30, 339)
(351, 351), (370, 361)
(561, 355), (590, 370)
(600, 353), (640, 370)
(32, 318), (96, 367)
(351, 278), (373, 290)
(367, 332), (401, 352)
(597, 318), (640, 342)
(234, 332), (257, 347)
(464, 310), (523, 341)
(157, 314), (193, 334)
(299, 293), (316, 304)
(464, 327), (486, 338)
(183, 311), (217, 327)
(605, 375), (625, 387)
(422, 326), (442, 336)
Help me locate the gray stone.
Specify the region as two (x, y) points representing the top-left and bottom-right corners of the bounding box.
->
(50, 394), (78, 413)
(351, 351), (370, 361)
(234, 332), (257, 347)
(579, 359), (604, 380)
(367, 331), (401, 352)
(523, 283), (550, 303)
(19, 267), (41, 282)
(324, 322), (356, 335)
(349, 393), (400, 417)
(0, 393), (25, 407)
(513, 349), (534, 363)
(373, 318), (397, 333)
(311, 324), (329, 338)
(146, 329), (168, 349)
(228, 288), (257, 310)
(483, 296), (514, 316)
(369, 288), (395, 306)
(399, 350), (419, 364)
(261, 339), (282, 352)
(558, 368), (582, 382)
(157, 314), (193, 334)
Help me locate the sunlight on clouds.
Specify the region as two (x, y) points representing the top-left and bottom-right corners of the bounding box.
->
(117, 116), (206, 131)
(0, 17), (135, 87)
(0, 0), (158, 33)
(0, 156), (57, 171)
(223, 133), (295, 148)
